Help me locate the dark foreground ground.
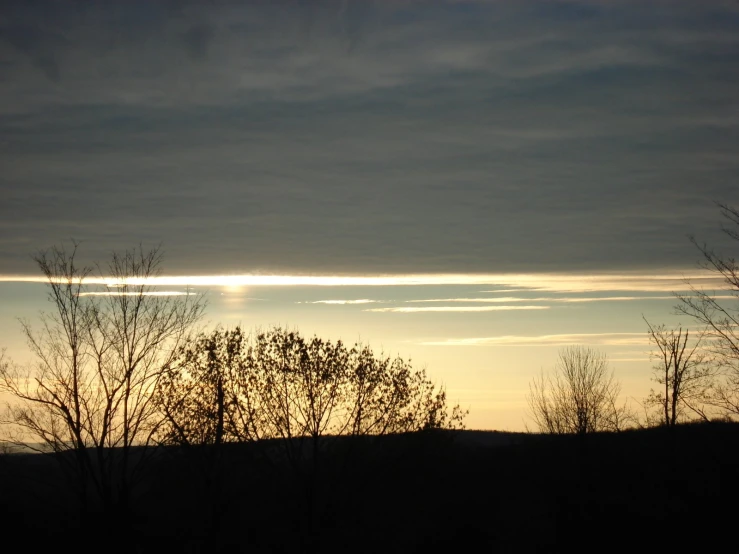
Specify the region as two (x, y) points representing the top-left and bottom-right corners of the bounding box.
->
(1, 422), (737, 553)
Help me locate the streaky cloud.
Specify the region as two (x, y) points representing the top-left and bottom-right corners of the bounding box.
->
(420, 332), (648, 346)
(478, 289), (536, 293)
(302, 299), (379, 304)
(0, 1), (737, 276)
(406, 296), (685, 303)
(78, 291), (196, 297)
(364, 306), (550, 313)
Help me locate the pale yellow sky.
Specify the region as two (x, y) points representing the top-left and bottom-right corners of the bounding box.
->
(1, 270), (716, 431)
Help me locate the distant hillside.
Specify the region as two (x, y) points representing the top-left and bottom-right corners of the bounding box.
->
(1, 422), (737, 553)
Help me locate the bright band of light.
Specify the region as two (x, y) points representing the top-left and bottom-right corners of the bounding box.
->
(79, 291), (197, 297)
(0, 271), (724, 292)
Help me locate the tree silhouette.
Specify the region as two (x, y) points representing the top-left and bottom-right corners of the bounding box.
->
(643, 318), (716, 425)
(0, 243), (205, 517)
(676, 202), (739, 417)
(156, 325), (467, 552)
(156, 327), (244, 448)
(157, 326), (467, 448)
(527, 346), (629, 434)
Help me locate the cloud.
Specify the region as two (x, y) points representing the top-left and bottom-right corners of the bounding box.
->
(302, 299), (380, 304)
(78, 291), (196, 297)
(365, 306), (550, 313)
(182, 23), (215, 61)
(407, 296), (680, 303)
(0, 1), (737, 275)
(478, 289), (536, 293)
(420, 332), (649, 346)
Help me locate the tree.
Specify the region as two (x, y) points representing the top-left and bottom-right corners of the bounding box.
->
(157, 326), (467, 449)
(643, 319), (716, 426)
(675, 202), (739, 417)
(156, 326), (467, 553)
(156, 327), (244, 448)
(0, 243), (205, 516)
(527, 346), (628, 435)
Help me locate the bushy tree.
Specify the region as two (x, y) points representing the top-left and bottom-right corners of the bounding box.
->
(157, 327), (244, 447)
(157, 326), (467, 448)
(156, 326), (468, 549)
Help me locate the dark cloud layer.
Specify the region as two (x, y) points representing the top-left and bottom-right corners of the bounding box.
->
(1, 1), (738, 274)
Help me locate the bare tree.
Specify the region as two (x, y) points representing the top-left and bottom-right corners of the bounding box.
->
(527, 346), (628, 435)
(0, 243), (205, 515)
(675, 202), (739, 417)
(643, 318), (716, 426)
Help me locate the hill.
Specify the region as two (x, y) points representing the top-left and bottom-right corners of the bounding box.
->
(1, 422), (737, 553)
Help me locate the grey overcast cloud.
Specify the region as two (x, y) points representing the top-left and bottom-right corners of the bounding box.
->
(1, 0), (738, 276)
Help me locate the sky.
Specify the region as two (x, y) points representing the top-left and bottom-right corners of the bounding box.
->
(1, 0), (738, 430)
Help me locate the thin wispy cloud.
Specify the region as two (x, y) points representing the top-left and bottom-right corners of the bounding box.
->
(478, 289), (534, 293)
(365, 306), (550, 313)
(301, 299), (380, 305)
(406, 296), (683, 303)
(420, 333), (649, 346)
(78, 291), (196, 297)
